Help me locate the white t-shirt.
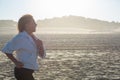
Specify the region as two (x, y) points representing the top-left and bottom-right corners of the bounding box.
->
(2, 31), (41, 70)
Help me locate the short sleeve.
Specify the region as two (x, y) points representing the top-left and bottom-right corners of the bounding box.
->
(1, 36), (24, 54)
(1, 41), (14, 54)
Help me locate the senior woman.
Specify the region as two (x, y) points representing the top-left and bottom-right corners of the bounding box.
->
(2, 14), (46, 80)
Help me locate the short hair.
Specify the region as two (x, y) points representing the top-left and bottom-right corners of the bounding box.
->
(18, 14), (33, 32)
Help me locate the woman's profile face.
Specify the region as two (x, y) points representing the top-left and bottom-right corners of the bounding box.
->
(25, 19), (37, 33)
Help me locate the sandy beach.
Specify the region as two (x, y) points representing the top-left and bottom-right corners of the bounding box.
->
(0, 34), (120, 80)
(0, 50), (120, 80)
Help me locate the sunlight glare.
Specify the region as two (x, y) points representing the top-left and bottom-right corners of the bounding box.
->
(27, 0), (96, 20)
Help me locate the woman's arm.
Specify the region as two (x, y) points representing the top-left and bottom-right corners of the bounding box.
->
(5, 53), (24, 68)
(36, 39), (46, 58)
(31, 34), (46, 58)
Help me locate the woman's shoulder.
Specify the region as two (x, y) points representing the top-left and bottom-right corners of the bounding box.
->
(11, 33), (25, 42)
(15, 31), (28, 38)
(11, 31), (30, 43)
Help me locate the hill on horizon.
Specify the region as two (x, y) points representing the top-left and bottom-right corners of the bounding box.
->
(0, 15), (120, 34)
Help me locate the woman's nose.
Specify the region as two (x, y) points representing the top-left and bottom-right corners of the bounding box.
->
(35, 23), (37, 27)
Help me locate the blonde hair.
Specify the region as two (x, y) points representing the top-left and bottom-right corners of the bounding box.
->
(18, 14), (33, 32)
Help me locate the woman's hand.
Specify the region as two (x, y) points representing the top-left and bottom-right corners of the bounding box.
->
(15, 61), (24, 68)
(5, 54), (24, 68)
(36, 39), (43, 48)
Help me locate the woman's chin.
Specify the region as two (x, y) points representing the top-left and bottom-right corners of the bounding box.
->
(32, 29), (36, 32)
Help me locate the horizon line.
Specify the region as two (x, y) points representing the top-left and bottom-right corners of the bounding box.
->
(0, 15), (120, 23)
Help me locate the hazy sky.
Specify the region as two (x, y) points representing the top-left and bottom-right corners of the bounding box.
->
(0, 0), (120, 22)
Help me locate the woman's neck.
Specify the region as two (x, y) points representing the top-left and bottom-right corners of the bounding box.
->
(25, 30), (33, 36)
